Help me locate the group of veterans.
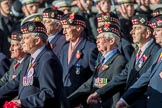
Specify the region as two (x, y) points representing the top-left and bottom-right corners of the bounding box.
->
(0, 0), (162, 108)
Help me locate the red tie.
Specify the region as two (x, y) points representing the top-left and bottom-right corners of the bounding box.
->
(136, 49), (142, 61)
(13, 62), (20, 70)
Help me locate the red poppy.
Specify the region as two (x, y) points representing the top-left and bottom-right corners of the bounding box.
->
(102, 65), (109, 71)
(3, 101), (19, 108)
(76, 50), (81, 59)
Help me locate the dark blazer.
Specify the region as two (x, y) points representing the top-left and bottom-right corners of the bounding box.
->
(95, 40), (160, 107)
(60, 36), (98, 97)
(68, 50), (127, 108)
(0, 46), (65, 108)
(49, 32), (67, 58)
(0, 53), (11, 78)
(0, 55), (28, 86)
(118, 38), (134, 62)
(122, 48), (162, 108)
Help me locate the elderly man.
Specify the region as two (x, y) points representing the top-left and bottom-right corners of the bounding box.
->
(0, 21), (65, 107)
(42, 7), (66, 57)
(86, 14), (160, 108)
(0, 30), (28, 87)
(96, 12), (134, 62)
(116, 15), (162, 108)
(0, 30), (28, 107)
(68, 23), (127, 108)
(60, 13), (98, 97)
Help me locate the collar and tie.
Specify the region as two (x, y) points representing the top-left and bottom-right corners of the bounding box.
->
(13, 62), (20, 70)
(136, 49), (142, 63)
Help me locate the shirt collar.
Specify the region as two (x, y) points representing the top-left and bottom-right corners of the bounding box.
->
(140, 39), (154, 54)
(48, 31), (60, 43)
(102, 48), (118, 65)
(31, 45), (45, 62)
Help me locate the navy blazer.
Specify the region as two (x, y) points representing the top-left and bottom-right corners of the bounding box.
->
(0, 53), (11, 78)
(68, 51), (127, 108)
(0, 46), (65, 108)
(95, 40), (160, 101)
(49, 32), (67, 58)
(60, 36), (98, 96)
(122, 48), (162, 108)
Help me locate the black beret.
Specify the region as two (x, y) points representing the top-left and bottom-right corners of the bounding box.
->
(42, 6), (64, 20)
(131, 14), (150, 27)
(11, 30), (22, 41)
(21, 21), (47, 35)
(97, 23), (120, 37)
(149, 15), (162, 29)
(60, 13), (86, 28)
(97, 12), (119, 26)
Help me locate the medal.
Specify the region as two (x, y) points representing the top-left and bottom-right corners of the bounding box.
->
(75, 64), (80, 75)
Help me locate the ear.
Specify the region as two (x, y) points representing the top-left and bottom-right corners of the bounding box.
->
(145, 29), (151, 39)
(34, 37), (41, 45)
(76, 25), (84, 32)
(109, 38), (115, 45)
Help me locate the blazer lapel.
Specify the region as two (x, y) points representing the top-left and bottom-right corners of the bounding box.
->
(98, 51), (119, 76)
(69, 38), (86, 68)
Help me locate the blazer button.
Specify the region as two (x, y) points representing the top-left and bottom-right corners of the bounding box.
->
(147, 96), (150, 99)
(148, 84), (150, 87)
(136, 77), (139, 80)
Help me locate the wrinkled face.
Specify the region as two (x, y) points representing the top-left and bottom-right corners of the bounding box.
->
(0, 0), (12, 15)
(9, 40), (23, 59)
(154, 28), (162, 47)
(62, 25), (78, 42)
(42, 18), (60, 36)
(130, 25), (147, 44)
(100, 0), (110, 13)
(96, 33), (110, 53)
(23, 3), (39, 16)
(20, 33), (37, 54)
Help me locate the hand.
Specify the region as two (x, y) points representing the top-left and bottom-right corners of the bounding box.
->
(86, 92), (101, 104)
(11, 100), (21, 107)
(116, 100), (127, 108)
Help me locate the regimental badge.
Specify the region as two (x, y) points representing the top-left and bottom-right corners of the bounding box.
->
(140, 18), (145, 24)
(51, 12), (55, 18)
(34, 16), (41, 22)
(103, 14), (110, 21)
(94, 77), (108, 88)
(75, 63), (81, 75)
(28, 24), (34, 32)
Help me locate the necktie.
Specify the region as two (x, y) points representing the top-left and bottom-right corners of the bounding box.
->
(28, 57), (34, 69)
(100, 56), (105, 64)
(136, 49), (142, 63)
(13, 62), (20, 70)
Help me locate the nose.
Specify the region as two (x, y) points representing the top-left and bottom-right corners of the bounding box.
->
(63, 29), (66, 34)
(130, 29), (134, 35)
(9, 45), (13, 52)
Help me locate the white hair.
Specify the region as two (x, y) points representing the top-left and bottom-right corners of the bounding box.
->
(104, 32), (120, 46)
